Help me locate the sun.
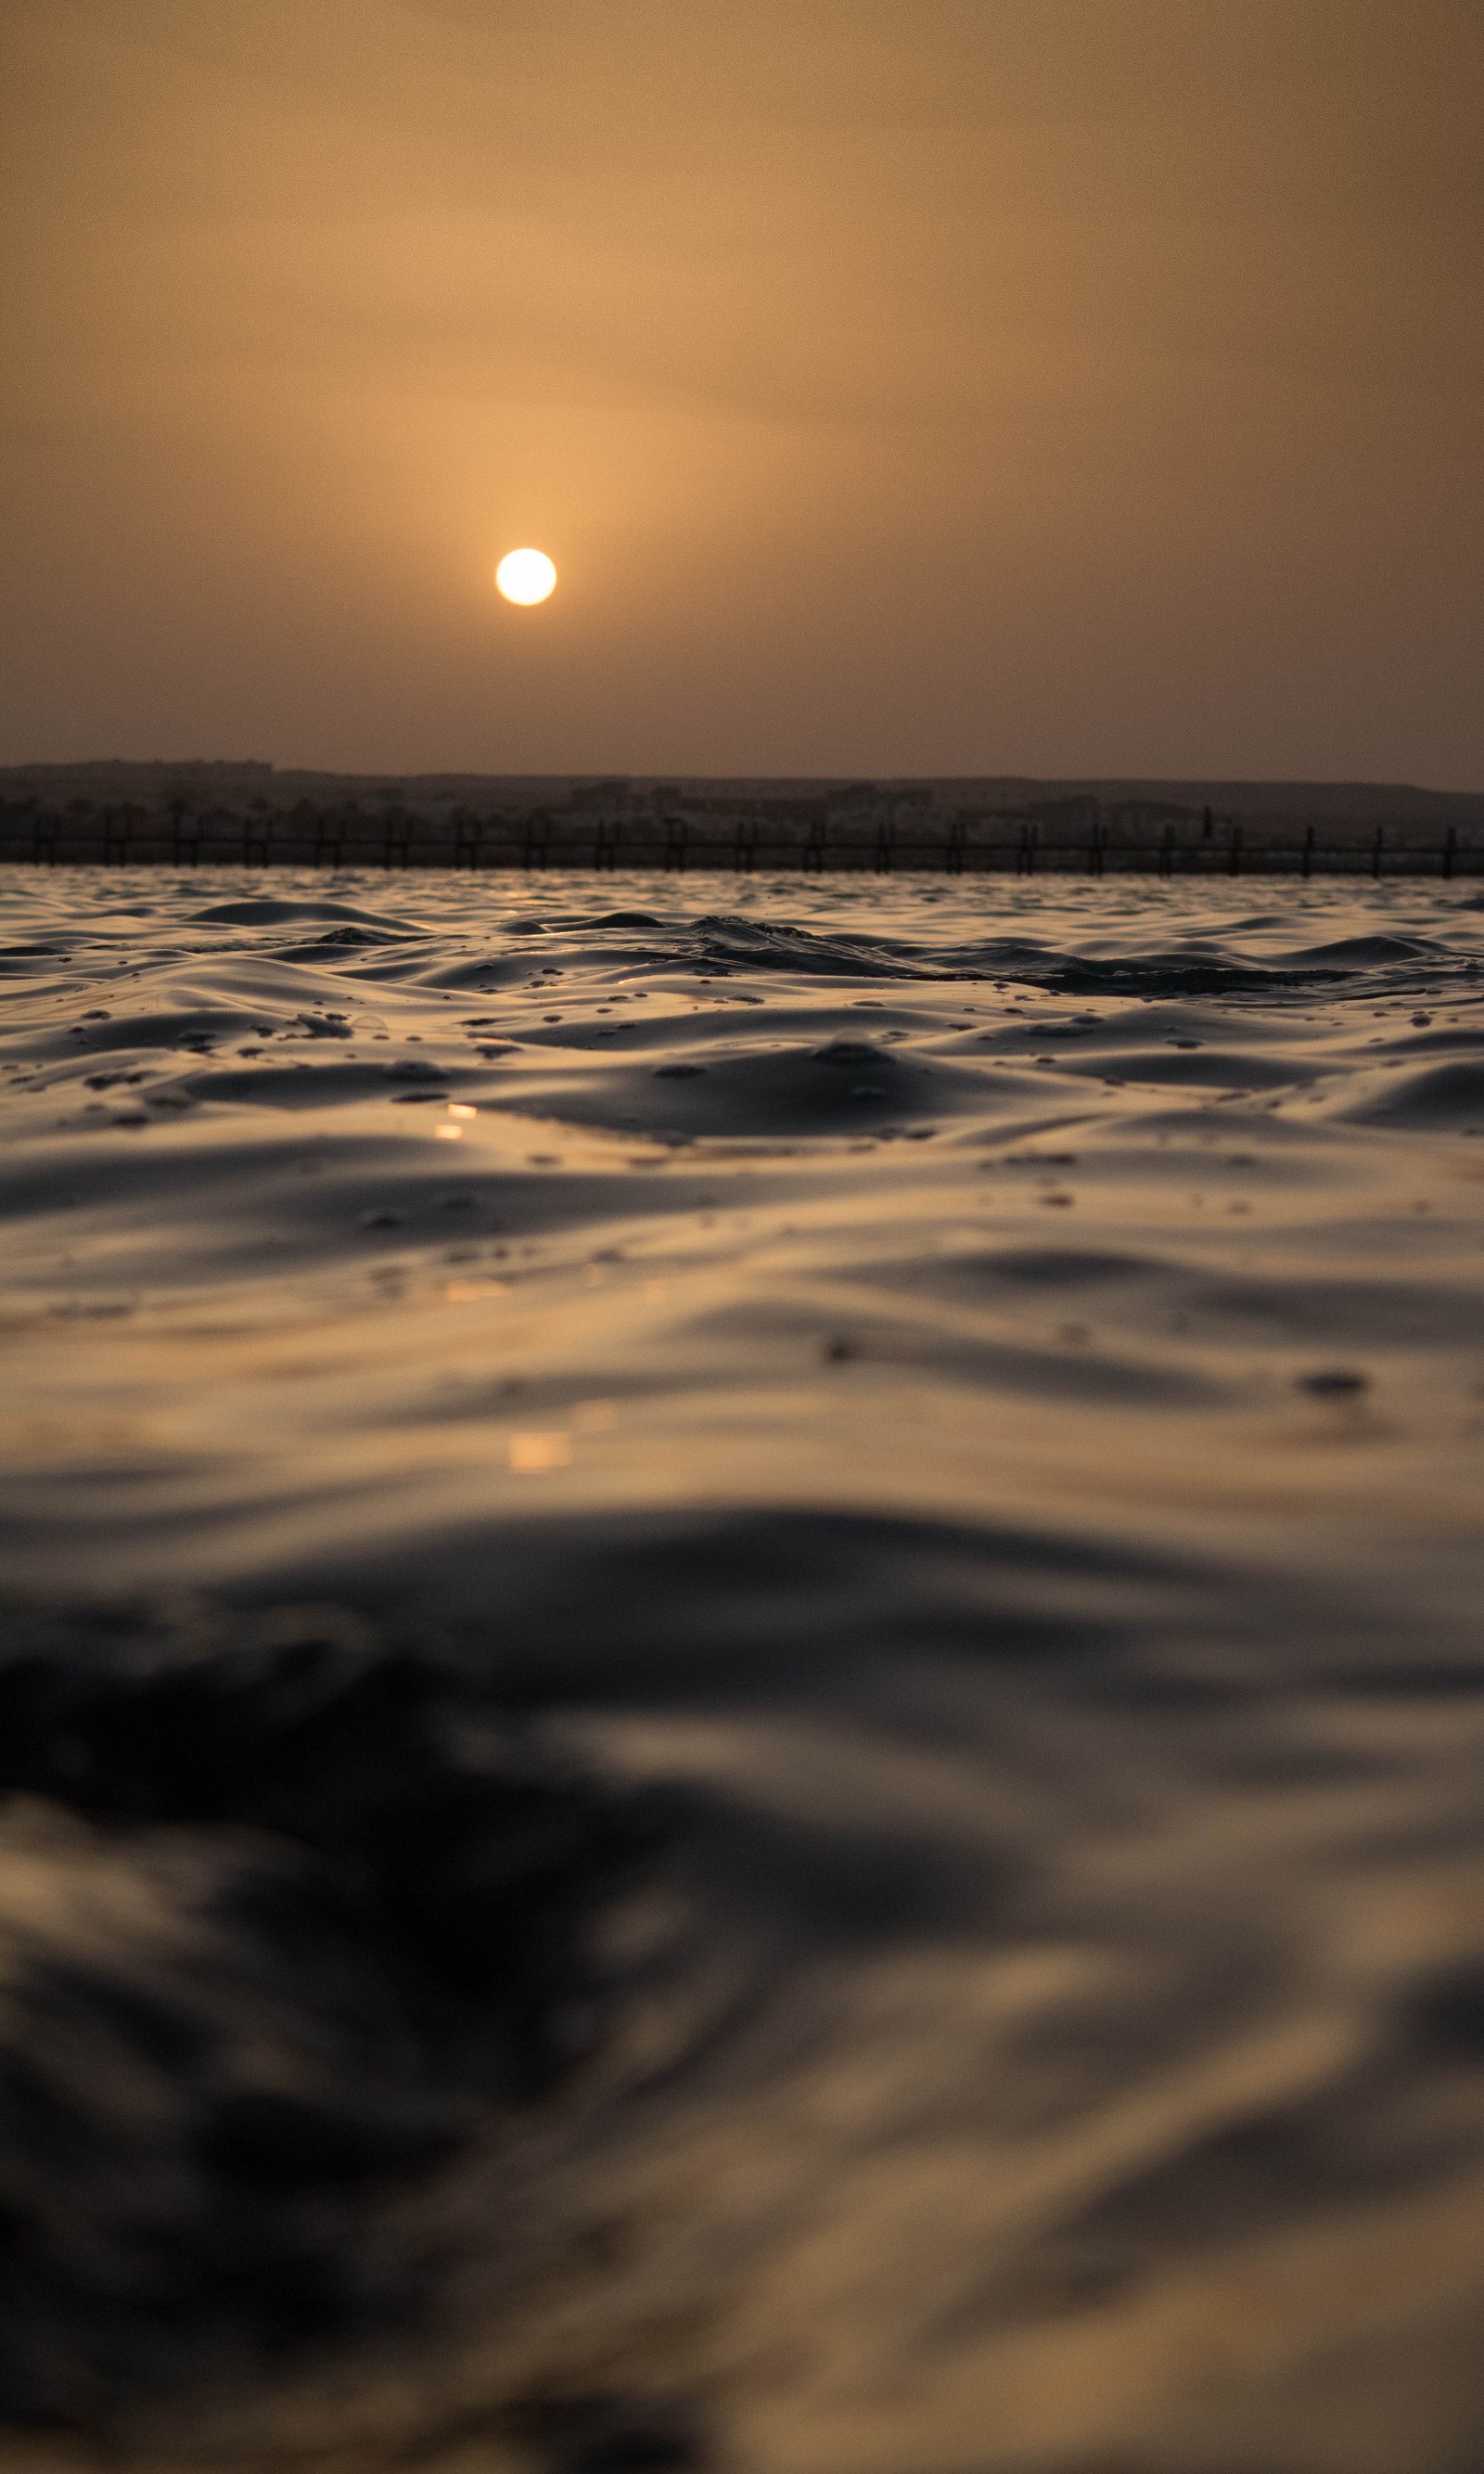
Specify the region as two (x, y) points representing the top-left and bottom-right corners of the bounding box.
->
(495, 547), (556, 606)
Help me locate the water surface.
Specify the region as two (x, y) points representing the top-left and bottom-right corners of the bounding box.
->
(2, 868), (1483, 2473)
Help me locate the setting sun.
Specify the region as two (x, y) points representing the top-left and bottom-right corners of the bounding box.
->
(495, 547), (556, 607)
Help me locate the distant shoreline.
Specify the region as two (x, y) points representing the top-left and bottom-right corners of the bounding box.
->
(2, 761), (1481, 827)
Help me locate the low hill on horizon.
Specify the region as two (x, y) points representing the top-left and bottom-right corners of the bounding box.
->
(2, 761), (1482, 826)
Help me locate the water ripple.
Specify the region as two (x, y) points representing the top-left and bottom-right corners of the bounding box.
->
(1, 867), (1482, 2470)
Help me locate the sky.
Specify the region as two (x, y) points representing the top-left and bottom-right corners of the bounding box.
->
(2, 0), (1480, 784)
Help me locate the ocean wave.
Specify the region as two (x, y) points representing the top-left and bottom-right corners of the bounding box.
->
(1, 867), (1483, 2469)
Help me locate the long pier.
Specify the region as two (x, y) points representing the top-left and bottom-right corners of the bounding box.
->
(3, 776), (1479, 877)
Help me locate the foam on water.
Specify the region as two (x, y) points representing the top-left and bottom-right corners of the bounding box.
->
(2, 868), (1483, 2472)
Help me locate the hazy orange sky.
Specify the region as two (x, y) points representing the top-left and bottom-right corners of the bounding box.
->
(3, 1), (1479, 782)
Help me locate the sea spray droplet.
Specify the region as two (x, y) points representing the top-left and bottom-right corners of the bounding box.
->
(813, 1039), (892, 1068)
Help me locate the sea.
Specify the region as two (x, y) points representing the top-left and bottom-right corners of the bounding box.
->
(1, 866), (1483, 2474)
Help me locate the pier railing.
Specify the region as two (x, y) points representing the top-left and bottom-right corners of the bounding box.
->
(1, 800), (1478, 877)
